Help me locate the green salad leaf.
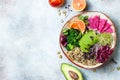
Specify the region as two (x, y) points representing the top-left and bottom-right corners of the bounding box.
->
(62, 28), (69, 36)
(62, 28), (82, 51)
(66, 43), (74, 51)
(78, 15), (89, 26)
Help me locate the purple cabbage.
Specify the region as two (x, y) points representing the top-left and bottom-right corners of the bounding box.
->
(60, 34), (67, 47)
(96, 45), (113, 63)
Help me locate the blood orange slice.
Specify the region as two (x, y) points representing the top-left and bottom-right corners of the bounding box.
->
(72, 0), (86, 11)
(70, 20), (86, 33)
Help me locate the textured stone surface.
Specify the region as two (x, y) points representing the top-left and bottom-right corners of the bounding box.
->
(0, 0), (120, 80)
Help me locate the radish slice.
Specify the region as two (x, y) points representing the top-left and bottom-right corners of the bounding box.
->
(98, 19), (107, 33)
(105, 27), (113, 33)
(101, 22), (111, 33)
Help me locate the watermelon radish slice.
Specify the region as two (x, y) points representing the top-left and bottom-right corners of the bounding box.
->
(98, 19), (107, 33)
(88, 16), (113, 33)
(101, 22), (111, 33)
(105, 27), (113, 33)
(88, 16), (100, 29)
(88, 18), (94, 29)
(93, 15), (100, 29)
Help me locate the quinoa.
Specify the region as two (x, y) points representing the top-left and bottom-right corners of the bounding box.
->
(67, 47), (98, 66)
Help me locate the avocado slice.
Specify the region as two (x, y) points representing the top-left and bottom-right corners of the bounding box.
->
(61, 63), (83, 80)
(79, 31), (98, 52)
(79, 42), (89, 52)
(79, 41), (89, 49)
(80, 47), (89, 52)
(81, 31), (97, 45)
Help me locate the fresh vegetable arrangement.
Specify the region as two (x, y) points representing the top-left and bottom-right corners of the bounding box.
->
(60, 12), (116, 66)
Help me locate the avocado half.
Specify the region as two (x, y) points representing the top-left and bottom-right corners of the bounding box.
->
(61, 63), (83, 80)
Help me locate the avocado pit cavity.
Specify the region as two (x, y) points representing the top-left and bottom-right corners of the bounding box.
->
(69, 71), (79, 80)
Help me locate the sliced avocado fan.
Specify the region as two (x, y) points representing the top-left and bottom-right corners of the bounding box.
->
(61, 63), (83, 80)
(79, 31), (98, 52)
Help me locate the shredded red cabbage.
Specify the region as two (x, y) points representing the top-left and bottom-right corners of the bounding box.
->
(96, 45), (113, 63)
(60, 34), (67, 47)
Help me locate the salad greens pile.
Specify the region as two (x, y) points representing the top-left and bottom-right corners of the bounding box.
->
(62, 28), (82, 51)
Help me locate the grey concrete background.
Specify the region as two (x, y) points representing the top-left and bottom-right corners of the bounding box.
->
(0, 0), (120, 80)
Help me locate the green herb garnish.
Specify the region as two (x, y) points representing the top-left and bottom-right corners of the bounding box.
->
(78, 15), (89, 25)
(66, 43), (74, 51)
(63, 28), (69, 35)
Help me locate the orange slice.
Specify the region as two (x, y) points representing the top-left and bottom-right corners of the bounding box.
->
(70, 20), (86, 33)
(72, 0), (86, 11)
